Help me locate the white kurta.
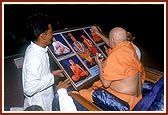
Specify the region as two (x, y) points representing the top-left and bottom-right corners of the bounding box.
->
(57, 88), (77, 111)
(22, 42), (55, 111)
(132, 43), (141, 60)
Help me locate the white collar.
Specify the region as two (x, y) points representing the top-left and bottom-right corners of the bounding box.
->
(31, 41), (48, 53)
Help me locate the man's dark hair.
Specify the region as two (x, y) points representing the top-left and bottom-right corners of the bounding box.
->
(27, 13), (50, 38)
(24, 105), (44, 111)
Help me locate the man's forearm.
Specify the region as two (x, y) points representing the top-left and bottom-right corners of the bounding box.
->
(100, 35), (110, 47)
(98, 63), (111, 88)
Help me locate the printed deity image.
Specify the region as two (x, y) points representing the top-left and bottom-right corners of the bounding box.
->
(60, 56), (90, 83)
(52, 37), (70, 56)
(50, 34), (72, 58)
(47, 26), (107, 90)
(66, 32), (96, 66)
(84, 27), (103, 43)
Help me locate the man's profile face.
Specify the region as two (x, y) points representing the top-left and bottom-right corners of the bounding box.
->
(43, 24), (53, 45)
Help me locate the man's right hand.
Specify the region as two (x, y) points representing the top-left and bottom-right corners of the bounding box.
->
(52, 69), (64, 78)
(91, 26), (103, 37)
(55, 78), (71, 91)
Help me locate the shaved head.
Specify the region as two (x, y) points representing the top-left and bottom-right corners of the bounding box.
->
(109, 27), (127, 44)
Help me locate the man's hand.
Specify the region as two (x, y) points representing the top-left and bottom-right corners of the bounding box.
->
(56, 78), (71, 91)
(52, 69), (64, 78)
(91, 26), (103, 37)
(95, 53), (104, 65)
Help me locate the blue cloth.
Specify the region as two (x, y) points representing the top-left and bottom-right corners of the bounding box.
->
(148, 88), (164, 111)
(133, 77), (164, 111)
(91, 77), (164, 111)
(52, 93), (60, 111)
(142, 80), (154, 97)
(92, 88), (130, 111)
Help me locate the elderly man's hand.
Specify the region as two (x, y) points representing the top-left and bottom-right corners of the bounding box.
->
(56, 78), (71, 91)
(91, 26), (103, 37)
(95, 53), (104, 66)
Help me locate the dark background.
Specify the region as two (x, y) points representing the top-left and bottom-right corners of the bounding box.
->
(4, 4), (164, 71)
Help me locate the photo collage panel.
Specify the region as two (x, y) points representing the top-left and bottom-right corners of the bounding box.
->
(48, 26), (108, 90)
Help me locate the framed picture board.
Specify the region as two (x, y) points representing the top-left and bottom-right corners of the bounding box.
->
(48, 26), (108, 90)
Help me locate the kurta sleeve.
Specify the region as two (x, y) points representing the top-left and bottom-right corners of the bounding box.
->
(57, 88), (77, 111)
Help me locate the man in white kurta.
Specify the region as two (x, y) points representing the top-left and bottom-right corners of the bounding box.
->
(22, 13), (77, 111)
(22, 41), (54, 111)
(22, 42), (77, 111)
